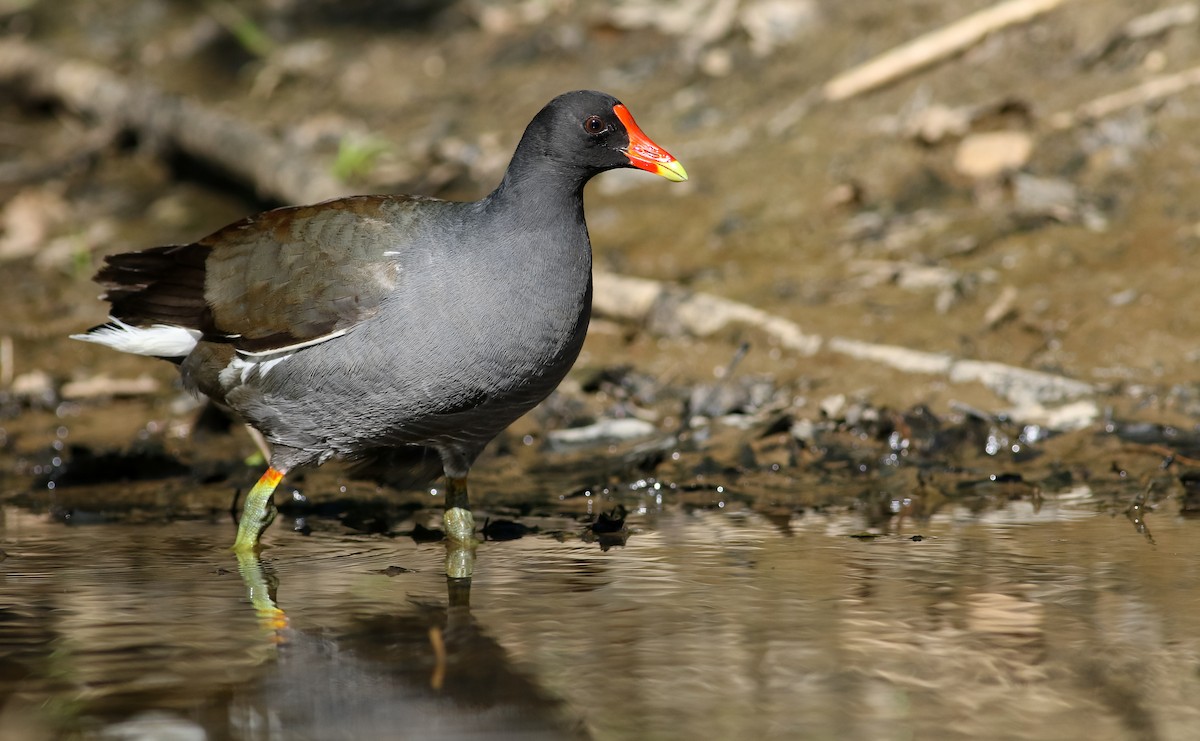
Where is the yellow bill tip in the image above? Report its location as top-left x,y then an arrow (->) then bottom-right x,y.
656,159 -> 688,182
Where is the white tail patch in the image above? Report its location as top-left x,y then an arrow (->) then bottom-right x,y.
71,318 -> 200,358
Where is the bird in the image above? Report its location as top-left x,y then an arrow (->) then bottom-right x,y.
73,90 -> 687,557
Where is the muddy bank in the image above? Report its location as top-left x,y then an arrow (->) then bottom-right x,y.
1,0 -> 1199,580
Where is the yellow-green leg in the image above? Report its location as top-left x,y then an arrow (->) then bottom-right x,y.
443,475 -> 476,544
444,475 -> 478,579
233,466 -> 285,553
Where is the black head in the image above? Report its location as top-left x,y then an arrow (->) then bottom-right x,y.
510,90 -> 687,185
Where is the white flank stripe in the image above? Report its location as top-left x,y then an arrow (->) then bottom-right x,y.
235,328 -> 347,357
70,317 -> 200,357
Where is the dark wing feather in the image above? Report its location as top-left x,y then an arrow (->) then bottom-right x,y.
94,195 -> 437,354
97,243 -> 212,328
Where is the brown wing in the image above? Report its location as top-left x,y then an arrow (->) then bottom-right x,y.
96,194 -> 435,354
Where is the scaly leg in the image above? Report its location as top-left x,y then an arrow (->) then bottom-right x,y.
443,475 -> 476,545
442,474 -> 477,580
233,466 -> 286,553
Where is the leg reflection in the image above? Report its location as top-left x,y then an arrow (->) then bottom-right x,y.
235,550 -> 290,644
444,536 -> 477,580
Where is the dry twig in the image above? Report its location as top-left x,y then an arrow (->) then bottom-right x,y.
593,272 -> 1096,415
1049,64 -> 1200,129
1082,3 -> 1199,66
0,38 -> 351,204
822,0 -> 1070,101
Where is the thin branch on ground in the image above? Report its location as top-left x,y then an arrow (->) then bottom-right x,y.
822,0 -> 1071,102
1049,65 -> 1200,129
0,38 -> 351,205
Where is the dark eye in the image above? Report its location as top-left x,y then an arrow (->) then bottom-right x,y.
583,115 -> 607,135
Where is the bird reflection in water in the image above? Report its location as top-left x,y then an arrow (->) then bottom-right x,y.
229,546 -> 586,740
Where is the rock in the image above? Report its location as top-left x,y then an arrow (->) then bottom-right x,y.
99,711 -> 206,741
60,375 -> 160,400
606,0 -> 734,40
1005,398 -> 1099,431
1108,288 -> 1138,307
38,219 -> 117,271
700,47 -> 733,77
953,131 -> 1033,179
982,285 -> 1019,329
1011,173 -> 1077,221
740,0 -> 820,57
0,187 -> 70,261
1080,113 -> 1150,172
11,370 -> 55,402
545,418 -> 658,452
904,103 -> 971,145
819,393 -> 846,419
849,260 -> 961,291
689,377 -> 776,417
823,181 -> 865,210
948,360 -> 1094,405
790,417 -> 817,442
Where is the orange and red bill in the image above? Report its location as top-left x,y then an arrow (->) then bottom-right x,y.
615,104 -> 688,182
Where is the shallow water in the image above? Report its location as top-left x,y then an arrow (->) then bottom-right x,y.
2,489 -> 1199,741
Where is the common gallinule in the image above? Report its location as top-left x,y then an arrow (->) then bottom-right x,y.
73,90 -> 686,555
